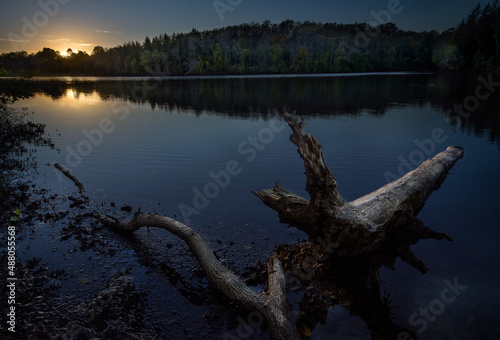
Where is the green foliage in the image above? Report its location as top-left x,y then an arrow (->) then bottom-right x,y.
92,46 -> 105,55
10,207 -> 22,222
433,44 -> 461,70
140,50 -> 154,74
454,1 -> 500,70
0,67 -> 10,76
1,3 -> 499,75
21,65 -> 40,79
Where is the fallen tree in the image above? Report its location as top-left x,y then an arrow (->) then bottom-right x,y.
56,112 -> 464,339
253,113 -> 463,272
100,213 -> 300,340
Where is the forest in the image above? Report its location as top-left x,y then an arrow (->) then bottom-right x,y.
0,2 -> 499,77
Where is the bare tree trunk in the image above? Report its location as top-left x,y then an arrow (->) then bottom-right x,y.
253,113 -> 463,270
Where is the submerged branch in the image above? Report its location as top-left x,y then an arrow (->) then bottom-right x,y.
54,162 -> 89,202
101,213 -> 300,340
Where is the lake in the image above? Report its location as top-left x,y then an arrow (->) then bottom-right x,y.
3,73 -> 500,339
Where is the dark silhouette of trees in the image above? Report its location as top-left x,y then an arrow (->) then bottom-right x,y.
1,2 -> 498,77
454,1 -> 500,70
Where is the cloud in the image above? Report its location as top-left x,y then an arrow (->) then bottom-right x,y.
93,30 -> 122,35
0,38 -> 28,43
76,43 -> 94,46
45,38 -> 71,43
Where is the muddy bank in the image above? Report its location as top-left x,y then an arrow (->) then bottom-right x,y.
0,174 -> 275,339
0,94 -> 266,338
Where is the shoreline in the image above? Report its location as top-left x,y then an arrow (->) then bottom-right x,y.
0,71 -> 435,81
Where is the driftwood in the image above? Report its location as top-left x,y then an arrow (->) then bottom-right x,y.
253,113 -> 463,272
100,213 -> 300,340
54,162 -> 89,203
249,113 -> 464,338
57,112 -> 464,339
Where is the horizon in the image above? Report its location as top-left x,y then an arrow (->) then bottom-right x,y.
0,18 -> 461,57
0,0 -> 483,55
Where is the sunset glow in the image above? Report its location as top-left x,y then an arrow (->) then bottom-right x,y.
0,1 -> 480,55
0,0 -> 498,339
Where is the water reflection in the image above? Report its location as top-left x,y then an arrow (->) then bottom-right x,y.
0,91 -> 52,197
1,74 -> 499,339
278,213 -> 453,339
0,73 -> 499,147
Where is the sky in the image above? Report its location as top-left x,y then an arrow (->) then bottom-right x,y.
0,0 -> 485,55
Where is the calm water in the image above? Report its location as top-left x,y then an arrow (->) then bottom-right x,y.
5,73 -> 500,339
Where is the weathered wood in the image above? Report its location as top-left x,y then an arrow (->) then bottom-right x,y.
265,255 -> 300,340
101,213 -> 300,340
96,112 -> 464,338
54,162 -> 89,201
254,113 -> 464,262
251,183 -> 315,229
350,145 -> 465,227
283,113 -> 347,209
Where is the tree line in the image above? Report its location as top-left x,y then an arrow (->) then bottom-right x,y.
1,2 -> 499,77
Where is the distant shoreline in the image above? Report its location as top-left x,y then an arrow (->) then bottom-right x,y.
0,71 -> 435,81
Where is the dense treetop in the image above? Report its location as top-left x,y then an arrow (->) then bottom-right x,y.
1,2 -> 499,76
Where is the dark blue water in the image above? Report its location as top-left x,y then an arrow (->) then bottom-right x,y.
7,73 -> 500,339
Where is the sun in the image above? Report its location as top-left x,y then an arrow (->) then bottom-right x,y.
60,50 -> 68,57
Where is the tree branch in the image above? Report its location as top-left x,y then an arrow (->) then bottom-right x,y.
251,182 -> 317,232
54,162 -> 88,201
283,113 -> 347,210
265,255 -> 300,340
254,113 -> 464,263
101,213 -> 300,340
350,146 -> 465,227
